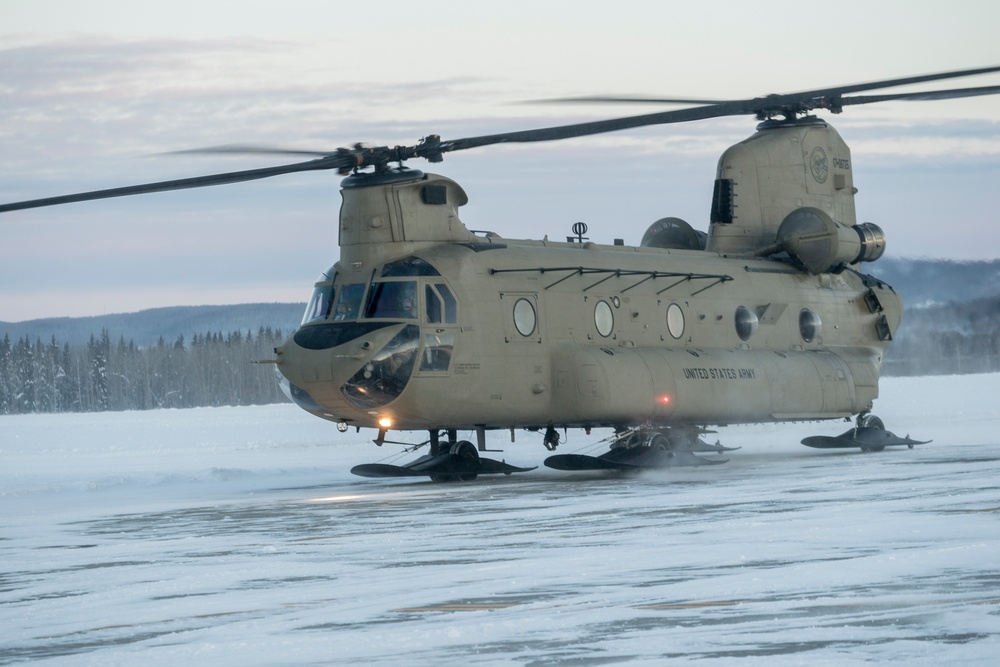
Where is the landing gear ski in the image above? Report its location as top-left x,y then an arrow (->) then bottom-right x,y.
801,414 -> 931,452
351,430 -> 535,481
544,427 -> 738,473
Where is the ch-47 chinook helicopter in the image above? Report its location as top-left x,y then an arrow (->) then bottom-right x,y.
4,66 -> 1000,481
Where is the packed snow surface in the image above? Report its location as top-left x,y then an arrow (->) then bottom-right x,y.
2,374 -> 999,665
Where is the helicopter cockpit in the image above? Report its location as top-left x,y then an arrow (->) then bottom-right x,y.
290,256 -> 460,413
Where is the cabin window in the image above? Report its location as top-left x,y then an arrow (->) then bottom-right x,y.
331,283 -> 365,321
302,283 -> 334,324
364,281 -> 418,319
735,306 -> 758,341
595,301 -> 614,337
513,298 -> 536,336
666,303 -> 685,339
799,309 -> 822,343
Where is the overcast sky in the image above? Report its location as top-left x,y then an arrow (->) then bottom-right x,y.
2,0 -> 999,322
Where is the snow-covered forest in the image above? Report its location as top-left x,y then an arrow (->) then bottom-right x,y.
0,327 -> 287,414
4,302 -> 1000,415
884,295 -> 1000,376
3,258 -> 1000,415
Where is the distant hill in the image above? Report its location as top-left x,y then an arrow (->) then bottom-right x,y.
867,257 -> 1000,308
1,303 -> 305,347
3,257 -> 999,378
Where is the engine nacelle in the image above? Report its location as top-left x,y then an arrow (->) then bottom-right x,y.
777,207 -> 886,274
640,217 -> 707,251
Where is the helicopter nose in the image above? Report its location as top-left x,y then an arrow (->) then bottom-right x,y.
276,322 -> 413,413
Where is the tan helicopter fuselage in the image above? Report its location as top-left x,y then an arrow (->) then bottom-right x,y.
276,119 -> 900,435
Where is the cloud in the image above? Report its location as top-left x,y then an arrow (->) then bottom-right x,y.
2,33 -> 999,321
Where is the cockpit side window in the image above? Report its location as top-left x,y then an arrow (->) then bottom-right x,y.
302,283 -> 334,325
364,281 -> 418,320
332,283 -> 365,321
425,283 -> 458,324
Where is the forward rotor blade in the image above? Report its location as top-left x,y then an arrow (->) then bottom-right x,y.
529,96 -> 727,105
3,65 -> 998,214
0,156 -> 350,213
161,144 -> 340,158
838,84 -> 1000,106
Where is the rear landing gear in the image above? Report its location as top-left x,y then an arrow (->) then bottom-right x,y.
544,426 -> 739,472
801,413 -> 930,452
856,414 -> 887,452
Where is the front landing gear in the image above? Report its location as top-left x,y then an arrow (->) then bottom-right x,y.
801,413 -> 930,452
351,431 -> 535,481
433,440 -> 480,482
544,427 -> 739,472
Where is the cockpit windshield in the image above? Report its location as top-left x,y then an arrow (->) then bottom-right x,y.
331,283 -> 365,321
302,283 -> 334,325
364,281 -> 418,320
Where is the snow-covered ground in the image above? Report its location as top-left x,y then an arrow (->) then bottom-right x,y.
2,374 -> 999,665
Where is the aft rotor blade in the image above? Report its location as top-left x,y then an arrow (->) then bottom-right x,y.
439,66 -> 1000,154
3,65 -> 998,213
796,64 -> 1000,100
0,155 -> 351,213
542,67 -> 1000,107
438,101 -> 745,152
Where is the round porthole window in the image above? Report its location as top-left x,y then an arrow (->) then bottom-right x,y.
799,309 -> 822,343
595,301 -> 614,337
735,306 -> 758,341
513,298 -> 536,336
666,303 -> 685,339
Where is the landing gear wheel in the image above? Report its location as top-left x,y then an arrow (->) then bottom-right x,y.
858,414 -> 884,430
429,440 -> 480,482
857,414 -> 886,452
451,440 -> 480,482
646,433 -> 670,451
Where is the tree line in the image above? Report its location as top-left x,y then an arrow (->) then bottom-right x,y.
0,327 -> 288,415
882,295 -> 1000,377
2,296 -> 999,415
